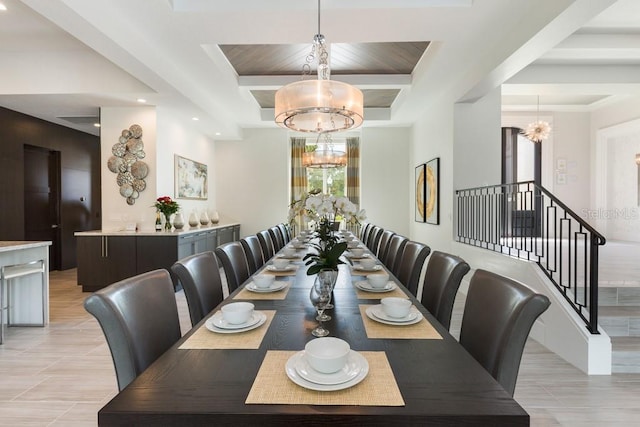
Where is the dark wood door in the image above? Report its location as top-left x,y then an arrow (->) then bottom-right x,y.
24,145 -> 61,270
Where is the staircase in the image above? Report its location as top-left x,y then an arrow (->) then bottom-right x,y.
599,286 -> 640,373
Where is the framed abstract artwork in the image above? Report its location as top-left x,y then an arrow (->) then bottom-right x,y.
425,157 -> 440,225
175,154 -> 208,200
415,163 -> 426,222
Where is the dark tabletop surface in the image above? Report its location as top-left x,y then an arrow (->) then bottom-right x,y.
98,239 -> 528,426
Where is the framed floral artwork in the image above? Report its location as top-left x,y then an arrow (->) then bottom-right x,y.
175,154 -> 208,200
415,163 -> 426,222
425,157 -> 440,225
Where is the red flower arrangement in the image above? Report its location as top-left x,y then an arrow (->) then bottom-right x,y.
153,196 -> 180,216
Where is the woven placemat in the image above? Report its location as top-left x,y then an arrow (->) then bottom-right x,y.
179,310 -> 276,350
233,282 -> 291,300
352,282 -> 408,300
245,350 -> 404,406
359,305 -> 442,340
350,267 -> 387,276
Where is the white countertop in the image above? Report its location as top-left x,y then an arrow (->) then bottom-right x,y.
0,241 -> 52,253
74,222 -> 240,237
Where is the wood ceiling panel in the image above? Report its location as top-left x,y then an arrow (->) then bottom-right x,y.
220,42 -> 429,76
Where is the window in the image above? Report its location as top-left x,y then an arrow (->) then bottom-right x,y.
306,140 -> 346,196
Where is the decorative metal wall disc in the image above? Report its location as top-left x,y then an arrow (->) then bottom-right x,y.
108,123 -> 148,205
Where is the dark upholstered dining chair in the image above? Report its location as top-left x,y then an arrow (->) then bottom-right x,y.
84,269 -> 181,391
257,230 -> 275,261
240,235 -> 265,274
420,251 -> 470,331
366,226 -> 384,254
361,224 -> 375,247
359,223 -> 371,241
171,251 -> 224,327
376,230 -> 395,259
269,226 -> 285,252
215,241 -> 250,294
381,234 -> 408,274
277,223 -> 291,244
394,241 -> 431,297
459,269 -> 550,397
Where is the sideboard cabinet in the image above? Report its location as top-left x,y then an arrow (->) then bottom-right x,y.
76,224 -> 240,292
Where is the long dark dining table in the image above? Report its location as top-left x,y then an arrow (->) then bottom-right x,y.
98,237 -> 529,426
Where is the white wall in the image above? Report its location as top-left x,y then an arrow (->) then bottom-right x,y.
100,106 -> 217,232
360,127 -> 411,237
409,97 -> 455,252
215,128 -> 289,237
100,106 -> 157,231
593,116 -> 640,242
156,106 -> 217,225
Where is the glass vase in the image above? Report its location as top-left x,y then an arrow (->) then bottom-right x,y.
163,213 -> 172,231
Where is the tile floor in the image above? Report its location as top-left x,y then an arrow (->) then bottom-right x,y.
1,241 -> 639,426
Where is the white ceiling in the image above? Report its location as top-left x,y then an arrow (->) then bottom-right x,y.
0,0 -> 638,138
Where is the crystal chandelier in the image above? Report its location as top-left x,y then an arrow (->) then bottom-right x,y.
302,133 -> 347,168
274,0 -> 363,133
522,96 -> 551,142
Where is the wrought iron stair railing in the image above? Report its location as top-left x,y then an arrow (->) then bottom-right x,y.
455,181 -> 606,334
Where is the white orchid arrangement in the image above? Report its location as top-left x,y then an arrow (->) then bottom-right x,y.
288,191 -> 366,229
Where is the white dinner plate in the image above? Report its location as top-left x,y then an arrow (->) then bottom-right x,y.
365,305 -> 423,326
245,281 -> 288,293
278,254 -> 301,260
354,280 -> 397,293
352,264 -> 382,272
267,265 -> 296,272
345,253 -> 369,260
294,351 -> 362,385
285,350 -> 369,391
205,311 -> 267,334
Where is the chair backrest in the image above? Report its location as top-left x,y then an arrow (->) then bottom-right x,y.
362,224 -> 376,247
268,226 -> 285,252
171,251 -> 224,327
240,235 -> 265,274
84,269 -> 181,391
376,230 -> 395,259
460,269 -> 550,397
277,223 -> 290,244
366,226 -> 384,253
257,229 -> 275,260
359,223 -> 371,241
381,234 -> 408,274
215,241 -> 250,294
420,251 -> 470,331
395,241 -> 431,296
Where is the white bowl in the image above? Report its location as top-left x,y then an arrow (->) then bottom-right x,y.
347,241 -> 359,249
344,236 -> 355,242
304,337 -> 351,374
221,302 -> 255,324
272,258 -> 290,269
380,297 -> 412,318
359,258 -> 377,269
349,247 -> 364,257
253,274 -> 275,289
282,247 -> 296,257
367,273 -> 390,289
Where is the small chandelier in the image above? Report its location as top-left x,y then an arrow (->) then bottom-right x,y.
522,96 -> 551,142
274,0 -> 363,133
302,133 -> 347,168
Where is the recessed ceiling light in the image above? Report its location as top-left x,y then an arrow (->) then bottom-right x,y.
137,98 -> 147,103
93,123 -> 101,128
0,3 -> 7,11
215,132 -> 221,136
192,117 -> 199,121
